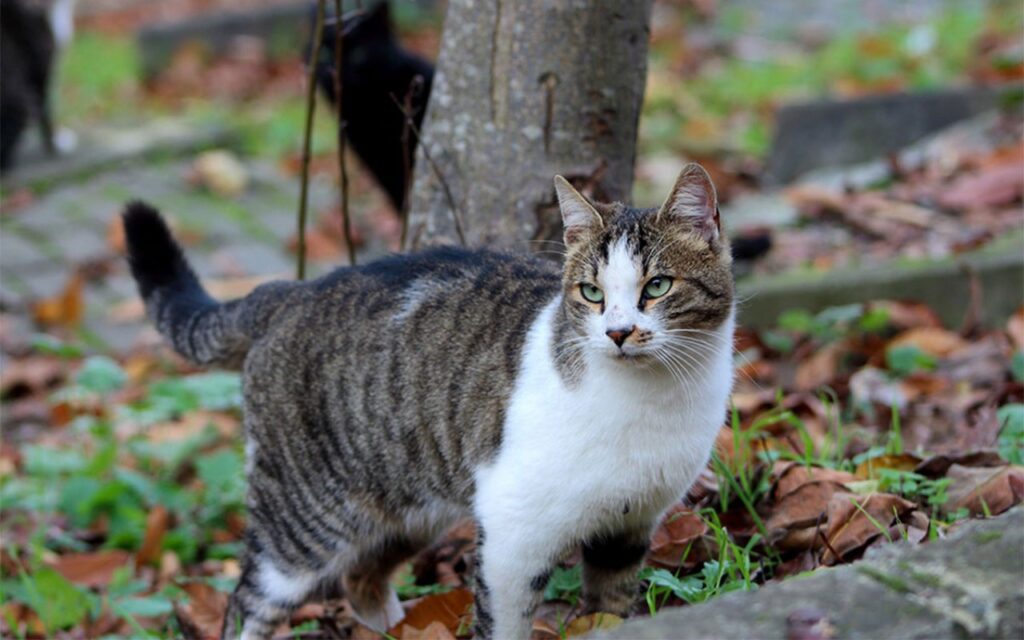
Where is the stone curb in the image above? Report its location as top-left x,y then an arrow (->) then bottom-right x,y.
0,120 -> 238,190
599,507 -> 1023,640
736,243 -> 1024,330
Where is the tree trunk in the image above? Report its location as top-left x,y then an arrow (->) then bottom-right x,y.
406,0 -> 653,251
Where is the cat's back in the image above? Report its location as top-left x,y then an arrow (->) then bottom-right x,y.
243,247 -> 561,497
270,246 -> 561,358
308,245 -> 558,319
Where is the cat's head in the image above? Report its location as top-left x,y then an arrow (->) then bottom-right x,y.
554,164 -> 734,365
316,1 -> 393,90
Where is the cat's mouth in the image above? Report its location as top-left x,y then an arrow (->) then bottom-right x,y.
612,349 -> 652,363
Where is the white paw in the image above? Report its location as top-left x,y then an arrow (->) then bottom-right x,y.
352,589 -> 405,633
54,128 -> 77,154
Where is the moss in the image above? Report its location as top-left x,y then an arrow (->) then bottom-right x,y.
974,531 -> 1003,544
908,570 -> 942,589
856,566 -> 913,594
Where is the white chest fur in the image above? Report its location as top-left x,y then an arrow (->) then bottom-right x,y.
475,298 -> 734,548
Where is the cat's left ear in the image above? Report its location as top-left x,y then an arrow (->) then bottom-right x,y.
554,175 -> 603,247
657,163 -> 720,243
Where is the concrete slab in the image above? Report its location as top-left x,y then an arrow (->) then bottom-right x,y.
764,86 -> 1014,186
602,507 -> 1024,640
737,241 -> 1024,329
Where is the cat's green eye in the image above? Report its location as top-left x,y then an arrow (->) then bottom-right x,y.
580,283 -> 604,303
643,276 -> 673,299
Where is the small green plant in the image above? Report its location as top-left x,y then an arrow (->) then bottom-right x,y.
885,345 -> 937,377
997,404 -> 1024,464
1011,352 -> 1024,383
542,565 -> 582,605
391,564 -> 451,599
878,469 -> 951,517
885,404 -> 904,455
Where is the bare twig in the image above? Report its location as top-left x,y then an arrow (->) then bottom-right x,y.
296,0 -> 326,280
814,511 -> 844,565
388,92 -> 466,247
398,75 -> 425,248
332,0 -> 356,266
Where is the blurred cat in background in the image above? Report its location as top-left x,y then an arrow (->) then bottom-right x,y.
1,0 -> 76,171
312,1 -> 433,212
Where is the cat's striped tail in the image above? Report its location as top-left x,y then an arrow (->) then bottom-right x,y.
122,201 -> 252,367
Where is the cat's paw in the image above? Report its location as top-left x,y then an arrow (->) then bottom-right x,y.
54,128 -> 77,154
352,588 -> 404,632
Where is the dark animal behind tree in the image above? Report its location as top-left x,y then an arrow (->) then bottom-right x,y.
314,1 -> 434,212
0,0 -> 57,171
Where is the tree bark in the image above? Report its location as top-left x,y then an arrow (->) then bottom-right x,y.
406,0 -> 654,251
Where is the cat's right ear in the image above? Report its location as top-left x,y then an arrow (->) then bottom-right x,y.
363,1 -> 391,32
554,176 -> 603,247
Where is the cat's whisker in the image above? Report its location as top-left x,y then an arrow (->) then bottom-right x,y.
654,351 -> 697,407
659,343 -> 707,376
665,336 -> 764,392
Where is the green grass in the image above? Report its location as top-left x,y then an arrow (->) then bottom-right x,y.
57,32 -> 140,125
641,4 -> 1023,156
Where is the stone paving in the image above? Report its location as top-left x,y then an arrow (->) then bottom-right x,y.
0,129 -> 378,354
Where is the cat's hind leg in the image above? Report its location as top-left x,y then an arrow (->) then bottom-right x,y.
221,490 -> 351,638
580,528 -> 650,616
342,536 -> 421,632
222,548 -> 324,640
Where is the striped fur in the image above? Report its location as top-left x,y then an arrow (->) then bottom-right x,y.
123,164 -> 735,639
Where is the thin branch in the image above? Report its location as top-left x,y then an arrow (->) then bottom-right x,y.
332,0 -> 356,266
296,0 -> 326,280
398,75 -> 425,248
388,92 -> 467,248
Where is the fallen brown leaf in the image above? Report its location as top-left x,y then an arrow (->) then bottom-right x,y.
134,410 -> 240,445
795,341 -> 845,391
389,588 -> 473,639
773,462 -> 857,501
943,464 -> 1024,517
137,506 -> 171,566
821,493 -> 916,564
51,550 -> 132,588
868,301 -> 943,330
30,272 -> 84,328
1008,307 -> 1024,351
937,163 -> 1024,210
402,620 -> 457,640
854,453 -> 922,480
0,356 -> 66,400
887,327 -> 968,358
914,451 -> 1006,477
767,481 -> 850,534
107,214 -> 127,254
176,581 -> 228,640
565,613 -> 623,637
899,372 -> 950,401
648,504 -> 708,568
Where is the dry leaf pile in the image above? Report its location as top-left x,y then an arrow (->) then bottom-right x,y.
756,112 -> 1023,276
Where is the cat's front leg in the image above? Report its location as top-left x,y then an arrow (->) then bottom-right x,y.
472,521 -> 558,640
581,527 -> 651,617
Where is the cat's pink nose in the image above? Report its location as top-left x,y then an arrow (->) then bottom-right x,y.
606,326 -> 635,347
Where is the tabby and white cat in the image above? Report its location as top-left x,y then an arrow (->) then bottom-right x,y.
123,164 -> 735,639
